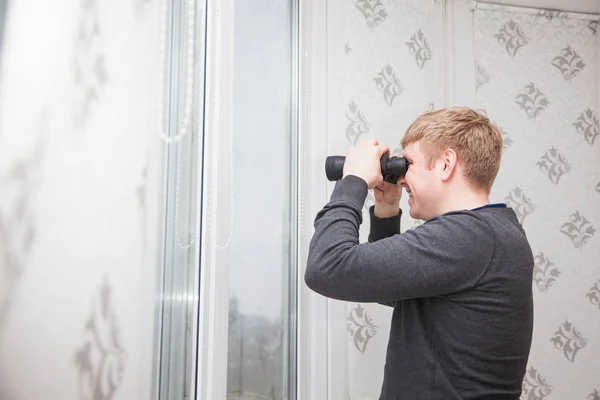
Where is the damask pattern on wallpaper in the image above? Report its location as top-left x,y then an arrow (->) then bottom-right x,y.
0,114 -> 45,332
74,278 -> 125,400
73,0 -> 108,128
347,304 -> 379,354
475,5 -> 600,399
343,0 -> 435,145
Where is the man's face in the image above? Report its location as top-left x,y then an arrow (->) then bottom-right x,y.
399,141 -> 441,220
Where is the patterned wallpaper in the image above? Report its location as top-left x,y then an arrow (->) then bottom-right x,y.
326,0 -> 436,398
329,1 -> 600,399
475,4 -> 600,399
0,0 -> 163,399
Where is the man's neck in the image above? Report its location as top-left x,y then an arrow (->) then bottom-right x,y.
437,186 -> 491,216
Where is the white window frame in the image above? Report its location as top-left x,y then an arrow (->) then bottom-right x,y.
195,0 -> 233,399
297,0 -> 349,398
196,0 -> 348,398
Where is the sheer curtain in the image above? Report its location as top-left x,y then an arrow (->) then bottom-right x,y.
0,0 -> 165,399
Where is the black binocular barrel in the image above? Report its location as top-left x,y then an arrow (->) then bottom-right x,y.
325,154 -> 409,183
325,156 -> 346,181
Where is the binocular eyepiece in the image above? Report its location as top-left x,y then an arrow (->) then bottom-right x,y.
325,153 -> 409,184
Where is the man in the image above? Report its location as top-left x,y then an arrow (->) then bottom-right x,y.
305,107 -> 534,399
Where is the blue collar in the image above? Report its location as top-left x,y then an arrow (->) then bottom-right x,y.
472,203 -> 507,211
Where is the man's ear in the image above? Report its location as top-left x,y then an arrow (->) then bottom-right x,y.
440,148 -> 457,182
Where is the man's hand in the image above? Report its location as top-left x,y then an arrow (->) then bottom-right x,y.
343,140 -> 389,189
372,151 -> 403,217
373,180 -> 402,218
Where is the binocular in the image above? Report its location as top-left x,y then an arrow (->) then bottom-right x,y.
325,153 -> 409,184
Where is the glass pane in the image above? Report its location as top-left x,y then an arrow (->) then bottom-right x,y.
156,0 -> 205,399
226,1 -> 296,399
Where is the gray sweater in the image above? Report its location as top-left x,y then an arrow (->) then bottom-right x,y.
305,175 -> 534,400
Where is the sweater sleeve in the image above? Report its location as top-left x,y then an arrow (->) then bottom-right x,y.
368,206 -> 401,242
367,206 -> 401,307
304,175 -> 495,303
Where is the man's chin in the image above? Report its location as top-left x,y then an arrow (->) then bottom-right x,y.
409,208 -> 418,220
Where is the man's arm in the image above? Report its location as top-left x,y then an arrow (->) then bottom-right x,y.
367,205 -> 401,307
368,205 -> 401,242
304,175 -> 494,303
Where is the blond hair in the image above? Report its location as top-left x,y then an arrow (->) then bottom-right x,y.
401,106 -> 503,193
